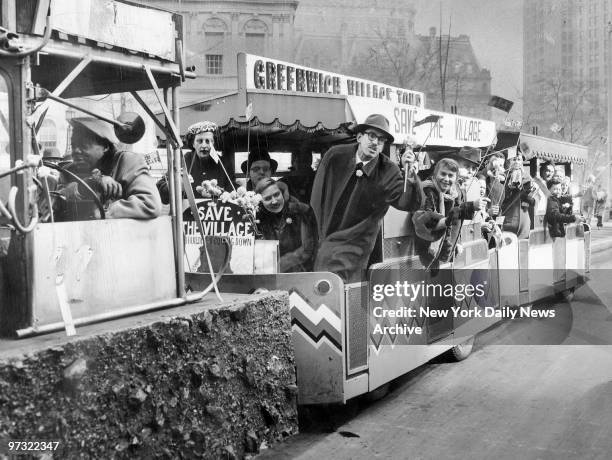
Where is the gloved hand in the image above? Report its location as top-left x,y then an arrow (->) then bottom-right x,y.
91,169 -> 122,201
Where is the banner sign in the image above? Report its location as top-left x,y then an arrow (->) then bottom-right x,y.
488,95 -> 514,113
51,0 -> 176,61
347,96 -> 497,147
244,53 -> 425,108
183,200 -> 254,274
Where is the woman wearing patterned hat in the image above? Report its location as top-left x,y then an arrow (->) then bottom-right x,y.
157,121 -> 235,204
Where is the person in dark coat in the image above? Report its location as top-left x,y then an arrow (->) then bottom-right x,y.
241,149 -> 278,191
255,178 -> 317,272
310,113 -> 419,283
280,150 -> 316,204
594,184 -> 607,229
412,158 -> 488,268
580,174 -> 597,225
49,117 -> 162,221
532,161 -> 556,218
500,162 -> 535,239
558,175 -> 574,216
157,121 -> 234,203
545,179 -> 582,238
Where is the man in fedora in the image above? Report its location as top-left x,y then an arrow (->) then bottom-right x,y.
53,117 -> 162,220
452,146 -> 482,201
310,113 -> 419,282
241,148 -> 278,191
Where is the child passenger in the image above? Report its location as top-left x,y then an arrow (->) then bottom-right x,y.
545,179 -> 582,238
413,158 -> 488,268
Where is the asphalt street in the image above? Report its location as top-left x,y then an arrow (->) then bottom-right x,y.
258,246 -> 612,460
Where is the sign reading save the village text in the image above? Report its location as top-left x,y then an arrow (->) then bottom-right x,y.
183,200 -> 255,274
346,96 -> 497,147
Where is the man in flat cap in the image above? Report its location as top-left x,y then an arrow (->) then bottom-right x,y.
54,117 -> 161,220
310,113 -> 419,282
157,121 -> 234,203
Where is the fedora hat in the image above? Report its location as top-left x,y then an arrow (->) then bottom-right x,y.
240,149 -> 278,174
355,114 -> 394,144
69,117 -> 120,145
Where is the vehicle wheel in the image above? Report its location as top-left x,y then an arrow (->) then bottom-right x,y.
562,288 -> 575,302
555,288 -> 575,302
448,336 -> 475,361
365,383 -> 390,402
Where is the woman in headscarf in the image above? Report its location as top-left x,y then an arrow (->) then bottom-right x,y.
255,178 -> 317,272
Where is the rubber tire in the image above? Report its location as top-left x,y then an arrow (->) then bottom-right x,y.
561,288 -> 575,302
365,383 -> 390,402
448,336 -> 475,362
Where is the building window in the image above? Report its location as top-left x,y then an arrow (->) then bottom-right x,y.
243,18 -> 268,56
245,33 -> 265,56
206,54 -> 223,74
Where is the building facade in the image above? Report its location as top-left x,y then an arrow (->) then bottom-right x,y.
416,29 -> 492,120
523,0 -> 609,145
293,0 -> 492,119
142,0 -> 300,104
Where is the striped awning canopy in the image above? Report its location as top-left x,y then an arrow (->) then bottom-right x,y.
496,131 -> 588,165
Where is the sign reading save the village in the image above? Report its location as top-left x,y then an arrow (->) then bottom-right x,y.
184,201 -> 254,237
244,53 -> 425,108
347,96 -> 497,147
183,200 -> 255,274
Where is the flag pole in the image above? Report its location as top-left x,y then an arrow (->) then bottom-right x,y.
405,115 -> 442,192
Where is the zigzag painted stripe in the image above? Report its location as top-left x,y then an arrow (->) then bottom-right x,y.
291,308 -> 342,347
289,291 -> 341,332
292,323 -> 342,353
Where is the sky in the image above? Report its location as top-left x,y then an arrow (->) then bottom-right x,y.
412,0 -> 524,121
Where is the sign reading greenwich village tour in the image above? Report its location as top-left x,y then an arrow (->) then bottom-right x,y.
244,53 -> 426,109
183,200 -> 255,274
241,53 -> 496,147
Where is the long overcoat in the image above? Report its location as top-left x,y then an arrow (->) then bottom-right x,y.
545,195 -> 576,238
310,143 -> 417,282
258,196 -> 318,273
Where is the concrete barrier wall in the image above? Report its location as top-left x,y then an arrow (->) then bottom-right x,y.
0,292 -> 297,459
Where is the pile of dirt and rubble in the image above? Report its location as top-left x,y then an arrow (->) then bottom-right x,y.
0,292 -> 298,458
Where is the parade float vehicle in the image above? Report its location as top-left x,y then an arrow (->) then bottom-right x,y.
0,0 -> 217,337
0,2 -> 591,408
180,53 -> 592,404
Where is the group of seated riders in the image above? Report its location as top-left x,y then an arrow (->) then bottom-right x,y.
41,116 -> 591,278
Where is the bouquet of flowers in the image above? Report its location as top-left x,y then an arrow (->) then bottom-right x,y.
197,181 -> 262,233
219,186 -> 262,221
196,179 -> 224,198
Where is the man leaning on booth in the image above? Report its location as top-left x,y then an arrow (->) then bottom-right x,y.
310,113 -> 419,283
